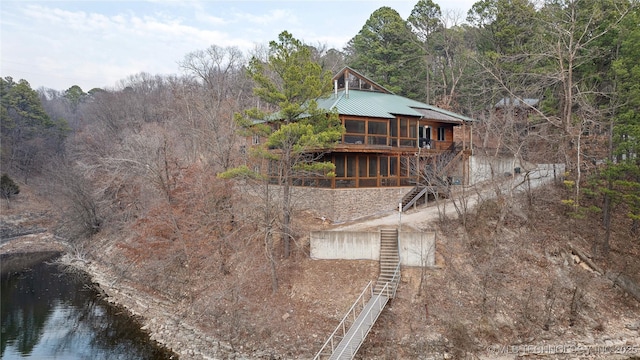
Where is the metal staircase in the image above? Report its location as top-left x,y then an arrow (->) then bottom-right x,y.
314,228 -> 401,360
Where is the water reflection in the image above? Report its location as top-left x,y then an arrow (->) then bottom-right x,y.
1,257 -> 175,359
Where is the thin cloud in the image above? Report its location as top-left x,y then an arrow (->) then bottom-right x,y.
239,8 -> 297,26
2,0 -> 477,91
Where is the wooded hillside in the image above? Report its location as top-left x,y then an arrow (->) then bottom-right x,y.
1,0 -> 639,358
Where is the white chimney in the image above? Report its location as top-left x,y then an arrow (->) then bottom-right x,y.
345,79 -> 349,98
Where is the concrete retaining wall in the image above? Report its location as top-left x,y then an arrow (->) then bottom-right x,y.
310,231 -> 379,260
470,156 -> 565,185
310,230 -> 436,267
399,232 -> 436,267
469,155 -> 524,184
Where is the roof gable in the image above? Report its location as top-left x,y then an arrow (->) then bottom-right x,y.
332,66 -> 392,94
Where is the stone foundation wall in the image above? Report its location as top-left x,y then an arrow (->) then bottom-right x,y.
289,186 -> 412,223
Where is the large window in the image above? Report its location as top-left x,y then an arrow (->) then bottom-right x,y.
343,118 -> 388,145
329,154 -> 415,187
395,118 -> 418,147
368,120 -> 388,145
345,119 -> 365,133
368,121 -> 387,135
344,119 -> 365,144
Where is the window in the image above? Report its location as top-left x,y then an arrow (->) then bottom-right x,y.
347,156 -> 356,177
409,121 -> 417,138
379,156 -> 388,177
358,157 -> 367,177
369,157 -> 377,177
367,121 -> 388,145
390,157 -> 398,176
345,119 -> 365,133
396,118 -> 418,147
437,127 -> 446,141
252,135 -> 260,145
344,119 -> 390,146
344,119 -> 366,144
335,156 -> 345,177
400,119 -> 408,137
368,121 -> 387,135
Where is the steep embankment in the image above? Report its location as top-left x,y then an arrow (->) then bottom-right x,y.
330,178 -> 640,359
2,181 -> 639,359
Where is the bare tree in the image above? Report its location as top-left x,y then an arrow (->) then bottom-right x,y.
474,0 -> 633,211
46,156 -> 102,243
179,45 -> 251,172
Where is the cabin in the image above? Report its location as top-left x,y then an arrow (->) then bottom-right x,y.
251,67 -> 474,192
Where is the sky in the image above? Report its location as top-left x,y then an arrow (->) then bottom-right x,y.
1,0 -> 477,92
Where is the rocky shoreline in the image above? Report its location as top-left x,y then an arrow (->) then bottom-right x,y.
60,253 -> 246,360
1,236 -> 218,360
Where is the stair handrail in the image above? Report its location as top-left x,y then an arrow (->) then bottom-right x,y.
437,149 -> 464,179
395,228 -> 401,297
402,186 -> 430,212
385,261 -> 401,298
401,185 -> 420,204
333,283 -> 391,360
314,281 -> 374,360
379,229 -> 401,298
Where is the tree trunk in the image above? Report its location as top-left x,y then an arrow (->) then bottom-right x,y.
264,183 -> 278,292
282,150 -> 292,258
602,182 -> 612,259
282,181 -> 291,258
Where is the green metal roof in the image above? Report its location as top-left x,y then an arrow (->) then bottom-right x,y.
315,89 -> 474,123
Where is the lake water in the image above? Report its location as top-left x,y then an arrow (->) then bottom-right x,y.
1,254 -> 176,359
